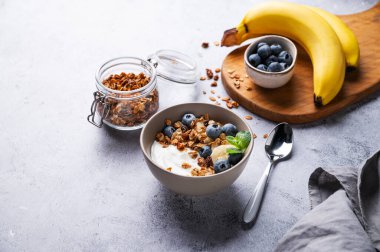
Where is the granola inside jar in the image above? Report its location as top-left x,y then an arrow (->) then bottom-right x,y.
89,57 -> 159,130
88,50 -> 198,130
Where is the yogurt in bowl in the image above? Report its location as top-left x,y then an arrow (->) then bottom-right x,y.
150,142 -> 201,176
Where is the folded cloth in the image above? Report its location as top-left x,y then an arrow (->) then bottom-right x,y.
275,150 -> 380,252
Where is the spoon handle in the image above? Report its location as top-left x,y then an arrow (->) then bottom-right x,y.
243,161 -> 273,225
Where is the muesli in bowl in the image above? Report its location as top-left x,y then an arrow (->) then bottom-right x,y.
140,103 -> 254,195
152,113 -> 252,176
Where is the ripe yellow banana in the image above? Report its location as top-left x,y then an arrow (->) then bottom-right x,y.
221,1 -> 346,106
306,6 -> 360,69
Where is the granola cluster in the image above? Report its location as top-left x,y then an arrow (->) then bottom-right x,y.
155,114 -> 229,176
99,72 -> 159,127
102,72 -> 150,91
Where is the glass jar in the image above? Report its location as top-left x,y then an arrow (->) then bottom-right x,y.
88,50 -> 198,130
88,57 -> 159,130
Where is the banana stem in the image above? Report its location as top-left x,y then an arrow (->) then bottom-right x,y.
221,28 -> 239,47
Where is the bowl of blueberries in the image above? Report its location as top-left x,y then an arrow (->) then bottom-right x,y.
244,35 -> 297,88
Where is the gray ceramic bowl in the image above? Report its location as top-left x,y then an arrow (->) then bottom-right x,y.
244,35 -> 297,88
140,103 -> 254,196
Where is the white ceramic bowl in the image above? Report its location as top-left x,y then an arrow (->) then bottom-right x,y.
244,35 -> 297,89
140,103 -> 254,196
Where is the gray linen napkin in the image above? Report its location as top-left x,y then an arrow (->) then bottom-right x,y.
275,150 -> 380,252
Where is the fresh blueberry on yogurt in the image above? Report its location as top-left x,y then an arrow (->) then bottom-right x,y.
163,126 -> 176,138
181,113 -> 196,127
214,159 -> 231,173
206,124 -> 222,139
222,123 -> 238,137
228,153 -> 243,165
199,145 -> 212,158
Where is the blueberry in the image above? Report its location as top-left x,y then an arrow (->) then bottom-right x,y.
248,54 -> 261,67
181,113 -> 196,127
214,159 -> 231,173
256,64 -> 267,71
222,123 -> 238,136
265,55 -> 278,66
267,62 -> 283,72
256,42 -> 268,51
206,124 -> 222,139
280,62 -> 288,69
270,43 -> 283,55
228,153 -> 243,165
199,146 -> 212,158
163,126 -> 176,138
278,51 -> 293,66
257,45 -> 271,59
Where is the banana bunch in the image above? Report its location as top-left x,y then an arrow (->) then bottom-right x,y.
221,1 -> 360,106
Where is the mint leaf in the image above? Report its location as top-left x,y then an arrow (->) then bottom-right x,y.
235,131 -> 251,150
226,136 -> 239,147
227,147 -> 244,154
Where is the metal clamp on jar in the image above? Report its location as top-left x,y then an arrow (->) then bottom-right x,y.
87,50 -> 198,131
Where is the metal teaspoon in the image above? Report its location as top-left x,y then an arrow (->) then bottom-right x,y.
242,122 -> 294,227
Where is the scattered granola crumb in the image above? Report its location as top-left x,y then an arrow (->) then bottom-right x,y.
210,90 -> 216,94
215,68 -> 221,73
213,41 -> 220,46
181,162 -> 192,169
209,96 -> 216,102
211,81 -> 217,87
253,133 -> 257,139
221,97 -> 230,102
200,76 -> 206,81
201,42 -> 209,48
214,101 -> 221,106
166,167 -> 172,172
217,95 -> 221,98
244,115 -> 253,120
226,102 -> 233,109
213,75 -> 219,81
206,69 -> 213,79
227,69 -> 235,74
263,134 -> 268,139
246,86 -> 253,91
231,101 -> 239,108
202,91 -> 206,95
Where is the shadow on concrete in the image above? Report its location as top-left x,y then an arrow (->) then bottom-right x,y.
147,184 -> 247,250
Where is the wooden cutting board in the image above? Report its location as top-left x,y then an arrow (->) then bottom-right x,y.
221,2 -> 380,124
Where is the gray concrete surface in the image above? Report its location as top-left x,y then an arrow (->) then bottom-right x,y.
0,0 -> 379,251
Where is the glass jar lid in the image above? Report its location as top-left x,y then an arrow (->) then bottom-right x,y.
148,49 -> 198,84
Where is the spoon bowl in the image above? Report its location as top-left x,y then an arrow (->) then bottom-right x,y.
265,123 -> 293,161
243,122 -> 294,227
